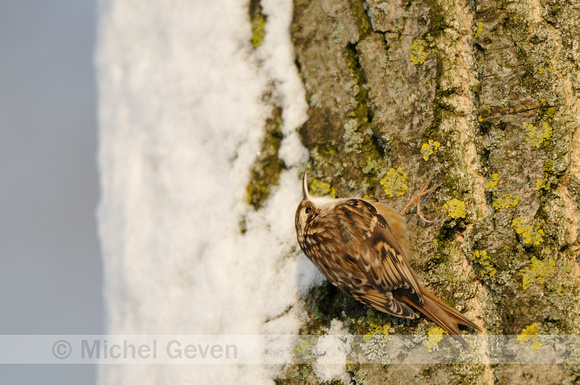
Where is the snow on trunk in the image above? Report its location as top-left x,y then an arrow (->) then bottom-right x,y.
95,0 -> 322,383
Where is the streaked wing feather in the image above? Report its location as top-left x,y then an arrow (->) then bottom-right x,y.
335,199 -> 423,303
352,289 -> 415,319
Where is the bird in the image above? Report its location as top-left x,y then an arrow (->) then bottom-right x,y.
295,171 -> 481,348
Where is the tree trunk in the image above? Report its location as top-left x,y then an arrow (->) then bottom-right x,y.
285,0 -> 580,383
97,0 -> 580,383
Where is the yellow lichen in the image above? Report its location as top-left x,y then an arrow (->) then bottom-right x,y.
492,194 -> 519,209
512,217 -> 544,245
474,22 -> 483,38
380,168 -> 408,197
310,179 -> 337,198
538,66 -> 552,74
520,256 -> 557,293
444,199 -> 466,219
423,327 -> 446,352
420,140 -> 440,161
517,323 -> 544,351
485,173 -> 499,189
535,177 -> 550,191
410,39 -> 429,65
295,338 -> 317,364
363,321 -> 391,342
470,250 -> 497,277
251,12 -> 266,48
525,122 -> 552,147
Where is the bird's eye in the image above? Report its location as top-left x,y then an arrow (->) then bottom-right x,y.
305,207 -> 312,214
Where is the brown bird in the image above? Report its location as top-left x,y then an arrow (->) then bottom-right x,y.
295,172 -> 481,348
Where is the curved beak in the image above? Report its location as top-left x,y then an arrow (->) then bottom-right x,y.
302,171 -> 310,200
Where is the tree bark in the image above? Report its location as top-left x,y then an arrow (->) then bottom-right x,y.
284,0 -> 580,383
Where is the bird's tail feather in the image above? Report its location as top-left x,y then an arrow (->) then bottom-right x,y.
405,284 -> 481,349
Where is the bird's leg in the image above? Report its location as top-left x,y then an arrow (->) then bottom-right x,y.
401,172 -> 439,223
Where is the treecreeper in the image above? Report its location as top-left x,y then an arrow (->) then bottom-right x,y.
295,172 -> 481,348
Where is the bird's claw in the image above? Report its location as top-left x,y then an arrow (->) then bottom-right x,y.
401,171 -> 440,223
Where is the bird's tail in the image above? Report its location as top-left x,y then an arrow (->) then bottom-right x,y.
405,284 -> 481,349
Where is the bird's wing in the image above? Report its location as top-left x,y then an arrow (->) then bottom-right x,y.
333,199 -> 423,305
351,287 -> 416,319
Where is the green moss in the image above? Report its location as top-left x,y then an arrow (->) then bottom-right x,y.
246,107 -> 284,209
380,167 -> 408,197
343,44 -> 369,124
302,280 -> 366,332
347,0 -> 372,39
424,0 -> 447,36
443,199 -> 466,219
492,194 -> 519,210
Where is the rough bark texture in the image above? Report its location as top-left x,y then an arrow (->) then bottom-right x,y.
267,0 -> 580,383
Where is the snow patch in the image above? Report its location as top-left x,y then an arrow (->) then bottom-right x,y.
313,319 -> 352,383
96,0 -> 315,383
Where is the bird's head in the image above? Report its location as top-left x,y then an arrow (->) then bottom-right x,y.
295,172 -> 316,238
295,172 -> 336,240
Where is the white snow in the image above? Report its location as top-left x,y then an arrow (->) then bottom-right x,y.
96,0 -> 343,384
313,320 -> 353,383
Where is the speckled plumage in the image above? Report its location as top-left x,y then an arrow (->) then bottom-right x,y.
295,172 -> 480,348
